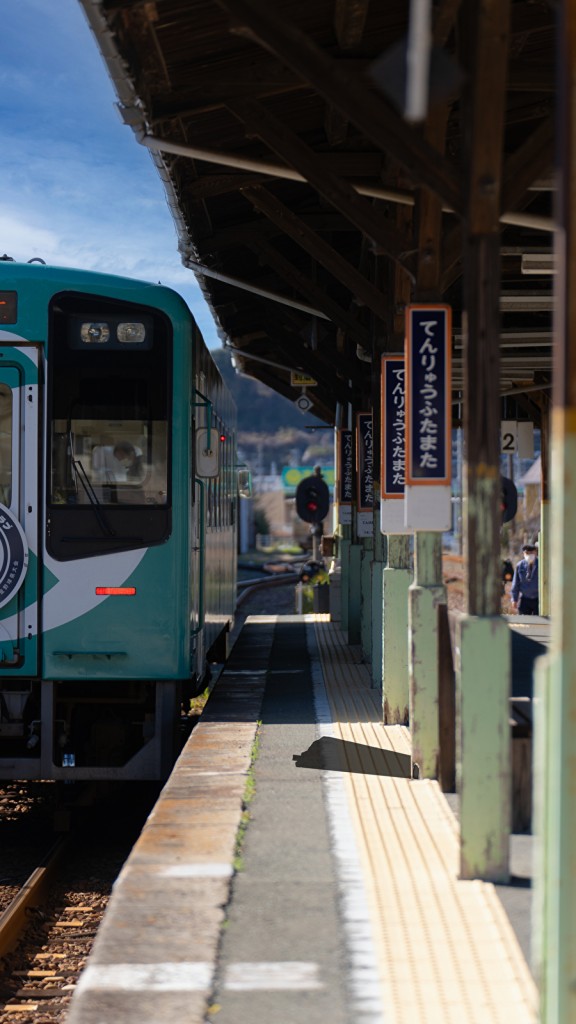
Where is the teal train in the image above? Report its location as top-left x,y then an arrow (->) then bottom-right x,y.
0,260 -> 238,780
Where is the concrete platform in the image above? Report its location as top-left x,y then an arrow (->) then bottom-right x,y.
67,614 -> 538,1024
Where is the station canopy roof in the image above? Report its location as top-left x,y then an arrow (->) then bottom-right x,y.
81,0 -> 555,426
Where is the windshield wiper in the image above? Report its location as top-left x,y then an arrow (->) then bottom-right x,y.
74,459 -> 116,537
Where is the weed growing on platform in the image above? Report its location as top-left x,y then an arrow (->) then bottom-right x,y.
188,686 -> 210,716
233,722 -> 261,872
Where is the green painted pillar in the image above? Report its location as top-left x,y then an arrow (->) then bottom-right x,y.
371,518 -> 385,691
455,613 -> 511,882
532,651 -> 551,994
540,497 -> 550,617
339,530 -> 351,631
360,537 -> 373,664
348,541 -> 362,645
383,534 -> 412,723
537,414 -> 576,1021
536,11 -> 576,1015
408,532 -> 445,778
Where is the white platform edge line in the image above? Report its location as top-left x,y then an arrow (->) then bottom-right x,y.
75,962 -> 213,994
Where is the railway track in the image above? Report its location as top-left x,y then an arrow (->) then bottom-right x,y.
0,836 -> 108,1022
0,783 -> 158,1023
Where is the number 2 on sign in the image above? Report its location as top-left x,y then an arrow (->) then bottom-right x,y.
500,421 -> 518,453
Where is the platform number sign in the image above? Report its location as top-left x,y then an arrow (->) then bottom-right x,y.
501,421 -> 517,453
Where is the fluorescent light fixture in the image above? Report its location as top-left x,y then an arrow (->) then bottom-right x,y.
521,254 -> 556,275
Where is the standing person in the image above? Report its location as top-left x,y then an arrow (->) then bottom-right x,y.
510,543 -> 539,615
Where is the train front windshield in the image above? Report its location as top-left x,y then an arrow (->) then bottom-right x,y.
47,292 -> 172,560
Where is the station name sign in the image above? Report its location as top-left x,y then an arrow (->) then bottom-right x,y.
356,413 -> 373,536
336,428 -> 354,525
405,305 -> 451,485
356,413 -> 373,511
381,356 -> 405,498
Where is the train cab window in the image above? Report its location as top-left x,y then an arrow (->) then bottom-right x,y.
47,293 -> 172,560
0,383 -> 12,507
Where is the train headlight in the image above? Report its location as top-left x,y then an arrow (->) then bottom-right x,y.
80,322 -> 110,344
117,322 -> 146,343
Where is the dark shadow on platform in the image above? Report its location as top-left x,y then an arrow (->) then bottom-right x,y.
293,736 -> 411,777
499,875 -> 531,889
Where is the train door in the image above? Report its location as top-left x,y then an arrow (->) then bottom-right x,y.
0,345 -> 39,677
190,478 -> 204,675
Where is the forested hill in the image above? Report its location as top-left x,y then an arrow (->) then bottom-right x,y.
211,347 -> 326,433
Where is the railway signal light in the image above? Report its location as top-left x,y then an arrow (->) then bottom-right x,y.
500,475 -> 518,524
296,474 -> 329,524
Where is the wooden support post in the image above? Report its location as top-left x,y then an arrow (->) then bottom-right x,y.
456,613 -> 511,880
457,0 -> 512,882
339,531 -> 351,631
438,603 -> 456,793
383,535 -> 412,723
462,236 -> 503,620
348,541 -> 362,645
407,103 -> 447,778
360,537 -> 373,664
380,193 -> 413,720
536,4 -> 576,1017
370,499 -> 385,690
409,532 -> 444,777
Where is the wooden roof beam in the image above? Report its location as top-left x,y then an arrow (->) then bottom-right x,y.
432,0 -> 462,46
234,344 -> 336,421
327,0 -> 371,144
195,209 -> 357,252
212,0 -> 463,214
265,318 -> 360,407
501,114 -> 554,213
228,98 -> 414,273
334,0 -> 370,50
248,238 -> 372,354
241,184 -> 391,322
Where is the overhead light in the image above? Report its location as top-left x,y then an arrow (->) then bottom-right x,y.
500,293 -> 553,311
521,254 -> 556,275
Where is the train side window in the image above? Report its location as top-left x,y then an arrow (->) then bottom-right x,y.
0,383 -> 12,507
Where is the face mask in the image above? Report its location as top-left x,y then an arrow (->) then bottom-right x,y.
525,553 -> 536,563
120,458 -> 132,469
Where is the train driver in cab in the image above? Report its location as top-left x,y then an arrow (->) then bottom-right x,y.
113,442 -> 144,481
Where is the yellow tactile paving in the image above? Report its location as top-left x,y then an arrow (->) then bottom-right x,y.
314,617 -> 538,1024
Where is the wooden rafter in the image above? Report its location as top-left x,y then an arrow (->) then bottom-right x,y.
211,0 -> 463,213
241,185 -> 391,322
500,114 -> 554,213
228,98 -> 413,272
248,238 -> 372,352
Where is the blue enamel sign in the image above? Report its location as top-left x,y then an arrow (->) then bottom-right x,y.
381,356 -> 405,498
337,429 -> 354,505
356,413 -> 374,512
406,305 -> 451,485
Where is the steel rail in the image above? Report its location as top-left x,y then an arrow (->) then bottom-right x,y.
0,836 -> 70,958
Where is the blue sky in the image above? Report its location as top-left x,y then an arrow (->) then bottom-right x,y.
1,0 -> 221,348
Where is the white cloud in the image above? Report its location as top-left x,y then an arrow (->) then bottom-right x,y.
0,211 -> 60,260
1,1 -> 223,349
